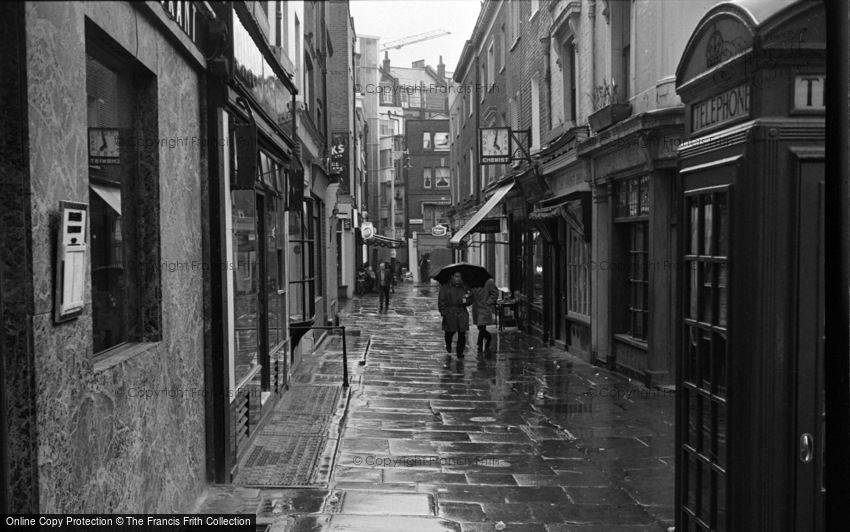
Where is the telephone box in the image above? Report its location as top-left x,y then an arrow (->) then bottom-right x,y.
674,1 -> 824,530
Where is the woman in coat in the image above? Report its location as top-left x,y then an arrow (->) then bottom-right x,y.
438,272 -> 473,358
472,277 -> 500,355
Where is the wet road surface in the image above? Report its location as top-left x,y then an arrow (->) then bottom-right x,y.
199,282 -> 675,531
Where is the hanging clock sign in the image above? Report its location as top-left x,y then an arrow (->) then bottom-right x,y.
88,128 -> 121,165
479,127 -> 511,165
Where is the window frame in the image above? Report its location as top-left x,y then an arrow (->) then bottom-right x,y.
86,31 -> 161,360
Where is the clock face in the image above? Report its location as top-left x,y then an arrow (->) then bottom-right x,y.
89,128 -> 121,162
481,128 -> 509,158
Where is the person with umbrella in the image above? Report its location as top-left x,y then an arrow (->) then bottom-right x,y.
472,276 -> 500,356
438,271 -> 473,358
434,263 -> 492,358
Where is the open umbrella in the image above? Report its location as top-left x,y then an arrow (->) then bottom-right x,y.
431,263 -> 493,288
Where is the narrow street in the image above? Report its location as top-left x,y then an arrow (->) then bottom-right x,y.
199,281 -> 674,531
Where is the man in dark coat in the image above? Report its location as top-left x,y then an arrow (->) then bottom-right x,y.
438,272 -> 473,358
377,262 -> 392,311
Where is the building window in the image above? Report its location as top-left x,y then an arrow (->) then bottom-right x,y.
87,42 -> 159,355
435,167 -> 450,188
531,76 -> 540,149
567,226 -> 589,316
304,54 -> 313,112
611,0 -> 633,101
487,42 -> 495,89
423,132 -> 432,150
380,83 -> 394,105
289,200 -> 316,322
468,149 -> 474,195
681,187 -> 729,530
499,28 -> 506,70
423,167 -> 432,188
434,132 -> 450,151
509,0 -> 520,46
616,175 -> 650,217
408,85 -> 422,108
480,59 -> 486,103
614,176 -> 650,340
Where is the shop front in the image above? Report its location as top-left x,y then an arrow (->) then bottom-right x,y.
205,2 -> 298,481
534,128 -> 591,354
579,111 -> 682,386
674,1 -> 825,529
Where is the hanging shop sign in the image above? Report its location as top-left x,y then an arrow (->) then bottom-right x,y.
361,221 -> 375,240
691,83 -> 750,134
330,132 -> 350,193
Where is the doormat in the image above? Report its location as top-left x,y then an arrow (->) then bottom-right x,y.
234,385 -> 342,487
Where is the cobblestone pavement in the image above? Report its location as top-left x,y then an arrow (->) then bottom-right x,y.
197,282 -> 675,531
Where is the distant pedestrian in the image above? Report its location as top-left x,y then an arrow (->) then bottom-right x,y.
419,254 -> 430,283
438,272 -> 473,358
365,264 -> 376,293
472,277 -> 500,356
377,262 -> 392,311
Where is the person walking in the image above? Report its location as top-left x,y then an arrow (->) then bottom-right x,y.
377,262 -> 392,311
419,254 -> 430,283
472,277 -> 500,356
438,272 -> 473,358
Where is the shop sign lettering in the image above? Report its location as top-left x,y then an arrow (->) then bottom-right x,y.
692,84 -> 750,133
159,1 -> 197,43
793,75 -> 825,111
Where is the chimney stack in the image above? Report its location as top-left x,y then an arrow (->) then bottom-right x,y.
437,55 -> 445,78
382,51 -> 390,72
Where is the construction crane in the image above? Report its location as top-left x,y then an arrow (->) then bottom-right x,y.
379,29 -> 451,52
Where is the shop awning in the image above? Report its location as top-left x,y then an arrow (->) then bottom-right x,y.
537,189 -> 592,243
90,182 -> 122,215
365,234 -> 405,248
449,181 -> 515,247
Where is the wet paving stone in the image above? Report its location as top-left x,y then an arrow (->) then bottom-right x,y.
438,502 -> 487,522
213,284 -> 675,530
339,491 -> 435,516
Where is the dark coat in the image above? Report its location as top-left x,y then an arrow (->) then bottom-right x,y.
438,282 -> 472,332
471,278 -> 500,326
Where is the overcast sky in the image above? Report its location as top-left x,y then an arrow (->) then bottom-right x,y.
350,0 -> 483,75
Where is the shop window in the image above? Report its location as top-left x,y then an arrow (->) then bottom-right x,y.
423,167 -> 432,189
86,39 -> 159,355
681,187 -> 729,531
231,190 -> 260,384
567,226 -> 589,317
435,167 -> 450,188
614,176 -> 650,341
531,231 -> 544,308
423,132 -> 432,150
289,200 -> 316,322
